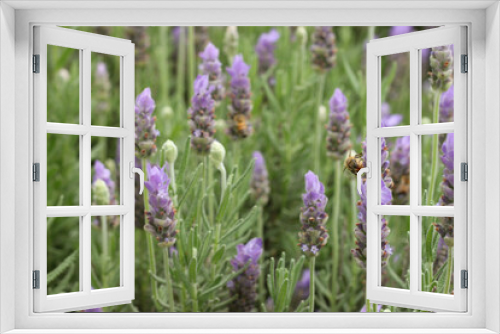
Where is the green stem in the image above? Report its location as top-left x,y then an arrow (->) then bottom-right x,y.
331,159 -> 342,311
176,28 -> 186,109
101,215 -> 108,289
143,158 -> 161,311
163,248 -> 175,312
427,92 -> 441,205
257,205 -> 264,302
309,257 -> 316,312
349,179 -> 359,309
366,299 -> 371,313
313,74 -> 326,175
219,164 -> 227,202
444,247 -> 454,294
208,162 -> 215,224
187,27 -> 195,99
169,162 -> 178,207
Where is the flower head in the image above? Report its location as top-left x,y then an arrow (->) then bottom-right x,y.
389,26 -> 414,36
352,139 -> 393,268
381,103 -> 403,127
255,29 -> 280,85
390,136 -> 410,205
298,171 -> 329,257
187,75 -> 216,154
250,151 -> 270,205
326,88 -> 352,160
93,160 -> 115,203
439,85 -> 454,123
199,43 -> 225,103
135,88 -> 159,158
226,55 -> 253,139
429,45 -> 454,93
310,26 -> 337,72
144,163 -> 177,247
228,238 -> 263,312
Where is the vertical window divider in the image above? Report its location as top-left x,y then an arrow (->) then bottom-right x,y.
409,47 -> 420,295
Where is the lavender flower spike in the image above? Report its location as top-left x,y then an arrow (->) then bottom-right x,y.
311,26 -> 337,73
187,75 -> 216,154
298,171 -> 329,257
439,85 -> 454,123
434,133 -> 454,240
144,163 -> 178,248
93,160 -> 115,204
326,88 -> 352,160
390,136 -> 410,205
429,45 -> 453,93
199,42 -> 225,103
135,88 -> 159,158
228,238 -> 263,312
226,55 -> 253,139
389,26 -> 414,36
250,151 -> 270,205
351,139 -> 393,269
255,29 -> 280,85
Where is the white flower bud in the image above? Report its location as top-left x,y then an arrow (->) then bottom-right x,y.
58,68 -> 70,82
161,106 -> 174,119
296,26 -> 308,46
162,140 -> 178,165
318,105 -> 327,123
209,140 -> 226,168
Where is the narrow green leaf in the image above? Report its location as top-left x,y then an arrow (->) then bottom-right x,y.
178,136 -> 191,186
47,250 -> 78,284
275,279 -> 289,312
231,159 -> 255,192
212,245 -> 226,264
189,256 -> 197,283
177,163 -> 202,211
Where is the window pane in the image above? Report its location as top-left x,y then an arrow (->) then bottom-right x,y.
420,216 -> 454,294
380,52 -> 410,127
91,52 -> 121,127
420,45 -> 454,124
47,217 -> 80,295
47,45 -> 80,124
47,134 -> 80,206
91,137 -> 121,205
381,215 -> 410,290
383,136 -> 410,205
421,133 -> 454,206
91,216 -> 121,290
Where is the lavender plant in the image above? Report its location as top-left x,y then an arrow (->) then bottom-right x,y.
187,75 -> 216,154
199,43 -> 225,104
255,29 -> 280,86
390,136 -> 410,205
228,238 -> 263,312
226,55 -> 253,140
299,171 -> 329,311
135,87 -> 159,159
325,88 -> 352,311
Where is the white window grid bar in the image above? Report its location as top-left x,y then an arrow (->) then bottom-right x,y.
34,26 -> 135,313
366,26 -> 466,312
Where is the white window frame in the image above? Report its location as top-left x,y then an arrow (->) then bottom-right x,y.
365,26 -> 467,312
32,25 -> 136,313
1,1 -> 499,333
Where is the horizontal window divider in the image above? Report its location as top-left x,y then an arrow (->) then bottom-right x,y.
46,122 -> 88,136
373,205 -> 411,216
372,126 -> 411,138
90,205 -> 129,216
46,206 -> 90,217
411,205 -> 454,217
90,126 -> 128,138
413,123 -> 454,135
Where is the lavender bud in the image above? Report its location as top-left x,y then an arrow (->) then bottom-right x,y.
144,163 -> 177,248
298,171 -> 329,257
135,88 -> 159,158
429,45 -> 453,93
187,75 -> 216,154
390,136 -> 410,205
228,238 -> 263,312
224,26 -> 239,64
199,43 -> 225,104
226,55 -> 253,139
296,26 -> 308,47
310,27 -> 337,73
318,105 -> 327,123
250,151 -> 270,205
92,180 -> 110,206
93,160 -> 115,204
209,140 -> 226,168
326,88 -> 352,160
162,140 -> 178,165
255,29 -> 280,85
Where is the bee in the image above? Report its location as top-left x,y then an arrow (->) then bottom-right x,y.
344,151 -> 364,176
